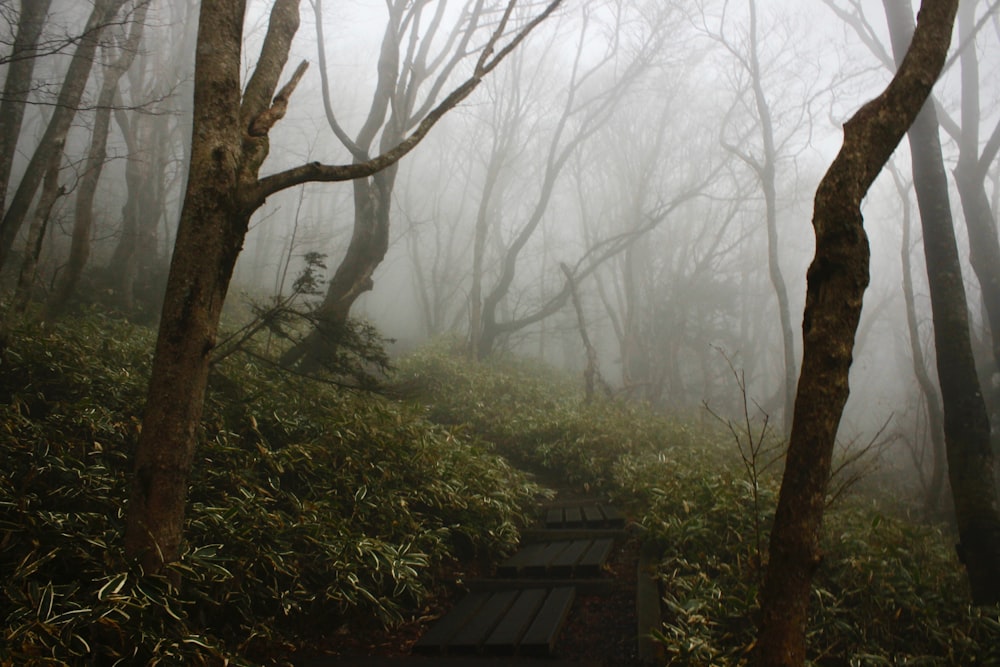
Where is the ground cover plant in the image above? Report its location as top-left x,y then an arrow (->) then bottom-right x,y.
400,342 -> 1000,665
0,314 -> 539,664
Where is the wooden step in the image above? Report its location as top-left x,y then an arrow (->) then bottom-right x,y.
497,538 -> 615,578
412,587 -> 576,657
545,504 -> 625,529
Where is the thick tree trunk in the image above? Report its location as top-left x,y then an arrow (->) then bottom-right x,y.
754,0 -> 958,664
884,0 -> 1000,606
0,0 -> 127,271
0,0 -> 52,214
123,0 -> 251,574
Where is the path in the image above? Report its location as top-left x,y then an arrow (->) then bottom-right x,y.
304,486 -> 662,665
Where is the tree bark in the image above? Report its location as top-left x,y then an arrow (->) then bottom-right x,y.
884,0 -> 1000,606
0,0 -> 127,271
0,0 -> 52,215
754,0 -> 958,664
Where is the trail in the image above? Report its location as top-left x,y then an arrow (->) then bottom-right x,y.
305,478 -> 662,666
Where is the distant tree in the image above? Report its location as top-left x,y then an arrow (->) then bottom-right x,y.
950,0 -> 1000,416
280,0 -> 512,371
698,0 -> 826,435
883,0 -> 1000,606
754,0 -> 958,663
123,0 -> 561,575
44,0 -> 150,320
0,0 -> 131,271
102,0 -> 198,315
0,0 -> 53,215
469,0 -> 670,359
890,163 -> 946,517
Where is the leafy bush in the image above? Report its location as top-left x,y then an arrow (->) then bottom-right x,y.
0,315 -> 540,664
401,341 -> 1000,666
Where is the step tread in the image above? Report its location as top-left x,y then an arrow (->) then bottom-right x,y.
413,587 -> 576,657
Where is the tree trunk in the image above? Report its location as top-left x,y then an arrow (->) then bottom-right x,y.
953,0 -> 1000,383
0,0 -> 52,214
10,144 -> 63,316
884,0 -> 1000,606
0,0 -> 127,271
893,165 -> 947,516
123,0 -> 252,574
754,0 -> 958,664
279,168 -> 396,371
743,0 -> 796,436
45,2 -> 149,321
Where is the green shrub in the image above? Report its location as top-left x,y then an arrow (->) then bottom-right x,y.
401,341 -> 1000,666
0,316 -> 539,664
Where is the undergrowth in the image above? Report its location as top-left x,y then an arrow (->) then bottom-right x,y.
400,340 -> 1000,666
0,315 -> 539,664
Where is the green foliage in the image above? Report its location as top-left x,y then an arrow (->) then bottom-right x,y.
402,341 -> 1000,666
0,315 -> 538,664
217,252 -> 393,387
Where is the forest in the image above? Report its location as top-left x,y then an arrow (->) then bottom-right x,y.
1,0 -> 999,665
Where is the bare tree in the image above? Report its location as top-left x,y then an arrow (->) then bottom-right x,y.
471,0 -> 670,359
0,0 -> 130,271
0,0 -> 53,215
883,0 -> 1000,606
697,0 -> 825,435
280,0 -> 517,370
755,0 -> 958,663
890,162 -> 947,516
123,0 -> 561,575
44,0 -> 150,320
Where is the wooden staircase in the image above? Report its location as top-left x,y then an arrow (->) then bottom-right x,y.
411,498 -> 627,658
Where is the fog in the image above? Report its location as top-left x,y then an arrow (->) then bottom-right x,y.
4,0 -> 1000,491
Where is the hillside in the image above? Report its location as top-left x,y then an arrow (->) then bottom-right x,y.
1,315 -> 998,664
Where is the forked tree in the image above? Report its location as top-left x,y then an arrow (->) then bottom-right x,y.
123,0 -> 561,574
754,0 -> 959,664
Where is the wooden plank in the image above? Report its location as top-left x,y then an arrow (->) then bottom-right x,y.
582,506 -> 604,527
412,591 -> 490,654
599,504 -> 626,528
449,590 -> 519,652
497,543 -> 547,577
563,507 -> 583,527
545,507 -> 564,528
484,589 -> 547,652
577,538 -> 614,577
520,587 -> 576,656
549,539 -> 592,577
522,527 -> 625,542
523,542 -> 571,577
